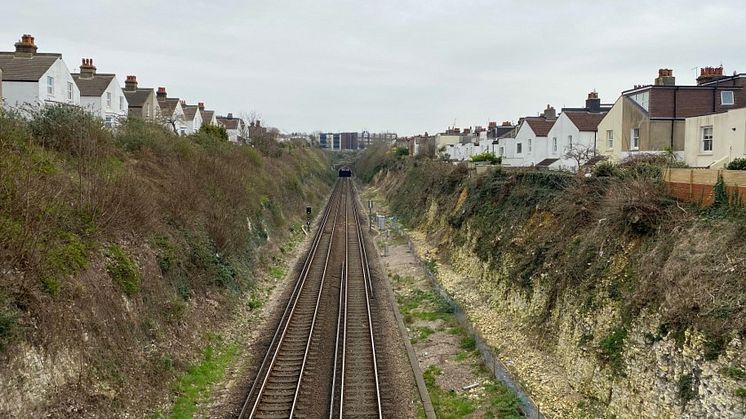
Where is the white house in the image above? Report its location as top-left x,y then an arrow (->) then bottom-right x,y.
71,58 -> 128,126
216,113 -> 246,143
156,87 -> 186,134
683,106 -> 746,168
198,102 -> 218,126
181,102 -> 203,134
0,34 -> 80,110
500,105 -> 557,167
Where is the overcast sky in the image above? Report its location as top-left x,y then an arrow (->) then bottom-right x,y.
3,1 -> 745,135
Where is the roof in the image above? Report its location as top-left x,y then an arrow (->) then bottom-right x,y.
71,73 -> 115,96
565,111 -> 606,132
0,52 -> 60,81
536,158 -> 560,167
216,116 -> 241,130
122,88 -> 154,108
524,118 -> 556,137
182,105 -> 198,121
200,109 -> 215,122
158,98 -> 180,115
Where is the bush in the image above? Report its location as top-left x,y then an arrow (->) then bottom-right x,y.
726,158 -> 746,170
678,374 -> 696,403
604,179 -> 669,235
28,105 -> 113,157
592,161 -> 622,177
394,146 -> 409,157
471,151 -> 501,164
198,124 -> 228,142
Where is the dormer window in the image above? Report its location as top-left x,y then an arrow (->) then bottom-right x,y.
721,91 -> 735,106
47,76 -> 54,95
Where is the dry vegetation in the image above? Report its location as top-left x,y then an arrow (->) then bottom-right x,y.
356,144 -> 746,361
0,105 -> 334,415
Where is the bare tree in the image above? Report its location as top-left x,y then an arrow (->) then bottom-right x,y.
564,143 -> 597,169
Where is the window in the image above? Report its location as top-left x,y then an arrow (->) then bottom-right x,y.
631,128 -> 640,150
106,92 -> 112,108
606,130 -> 614,149
552,137 -> 558,153
701,126 -> 713,153
499,146 -> 504,156
120,96 -> 124,111
629,90 -> 650,111
67,82 -> 73,101
528,139 -> 532,153
47,76 -> 54,95
568,135 -> 573,148
721,90 -> 735,106
516,142 -> 523,154
105,115 -> 112,128
145,103 -> 151,118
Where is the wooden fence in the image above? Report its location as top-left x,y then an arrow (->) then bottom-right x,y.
664,168 -> 746,206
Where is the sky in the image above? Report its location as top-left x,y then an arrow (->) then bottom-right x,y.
2,0 -> 746,136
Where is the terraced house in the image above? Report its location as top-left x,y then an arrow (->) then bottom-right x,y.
598,68 -> 745,162
121,75 -> 159,120
181,101 -> 203,134
72,58 -> 128,126
0,34 -> 79,109
198,102 -> 217,126
156,86 -> 186,134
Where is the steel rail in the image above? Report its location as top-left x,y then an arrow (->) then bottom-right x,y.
288,183 -> 346,417
238,181 -> 342,419
350,180 -> 383,419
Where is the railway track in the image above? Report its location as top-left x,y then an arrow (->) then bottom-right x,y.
239,179 -> 382,419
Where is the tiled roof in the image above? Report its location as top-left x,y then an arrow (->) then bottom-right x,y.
216,116 -> 241,130
158,98 -> 180,115
71,73 -> 114,96
182,105 -> 198,121
536,158 -> 560,167
525,118 -> 556,137
0,52 -> 60,81
122,88 -> 154,108
200,109 -> 215,122
565,111 -> 606,132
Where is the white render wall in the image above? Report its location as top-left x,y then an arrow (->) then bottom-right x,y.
544,113 -> 598,170
2,57 -> 79,110
79,77 -> 128,125
683,107 -> 746,168
185,109 -> 203,134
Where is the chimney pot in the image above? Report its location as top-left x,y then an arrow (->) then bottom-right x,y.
198,102 -> 205,110
124,75 -> 138,91
156,87 -> 167,100
227,113 -> 233,119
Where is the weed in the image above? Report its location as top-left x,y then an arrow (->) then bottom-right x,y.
721,367 -> 745,380
411,326 -> 435,343
422,365 -> 476,417
248,293 -> 263,310
105,244 -> 140,295
677,374 -> 696,403
0,305 -> 18,351
460,334 -> 476,351
736,388 -> 746,399
703,336 -> 726,361
269,266 -> 285,280
599,326 -> 627,375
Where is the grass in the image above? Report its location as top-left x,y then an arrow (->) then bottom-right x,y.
423,364 -> 476,418
598,326 -> 627,376
677,374 -> 696,403
169,338 -> 238,418
721,367 -> 746,380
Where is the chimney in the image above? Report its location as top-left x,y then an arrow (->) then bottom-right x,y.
198,102 -> 205,111
542,104 -> 556,119
697,66 -> 725,85
227,113 -> 233,119
180,99 -> 186,106
156,87 -> 167,101
14,34 -> 37,57
586,90 -> 601,112
79,58 -> 96,79
501,121 -> 512,127
655,68 -> 675,86
256,120 -> 261,127
124,75 -> 138,91
488,121 -> 497,128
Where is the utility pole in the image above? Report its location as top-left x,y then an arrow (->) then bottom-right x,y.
368,199 -> 373,232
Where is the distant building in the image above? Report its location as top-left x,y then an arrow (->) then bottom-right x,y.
181,101 -> 203,134
216,113 -> 247,143
156,87 -> 186,134
0,34 -> 80,109
319,132 -> 359,150
72,58 -> 128,126
499,105 -> 557,167
122,75 -> 160,120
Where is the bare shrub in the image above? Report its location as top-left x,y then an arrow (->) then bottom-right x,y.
602,179 -> 670,235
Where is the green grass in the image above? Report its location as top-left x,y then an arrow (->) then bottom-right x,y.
423,365 -> 476,418
169,340 -> 238,418
412,325 -> 436,343
105,244 -> 141,295
269,266 -> 285,280
721,367 -> 746,380
599,326 -> 627,375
